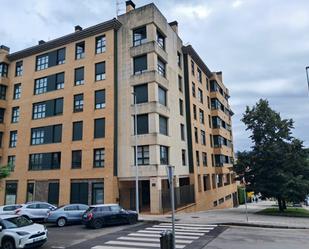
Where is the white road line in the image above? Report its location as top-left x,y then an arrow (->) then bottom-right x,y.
117,236 -> 193,244
92,246 -> 147,249
137,229 -> 206,236
153,225 -> 213,231
105,240 -> 185,249
145,227 -> 210,233
160,223 -> 217,227
128,233 -> 200,240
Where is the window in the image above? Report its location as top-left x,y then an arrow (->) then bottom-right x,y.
31,124 -> 62,145
36,54 -> 49,71
206,78 -> 209,91
192,82 -> 196,97
179,99 -> 184,116
5,182 -> 17,205
75,42 -> 85,59
180,124 -> 185,141
177,52 -> 182,68
31,128 -> 44,145
135,145 -> 149,165
13,83 -> 21,100
94,118 -> 105,138
159,115 -> 168,135
0,63 -> 8,77
92,182 -> 104,204
134,84 -> 148,104
158,86 -> 167,106
70,182 -> 89,205
133,26 -> 147,46
93,148 -> 105,167
157,57 -> 166,77
198,88 -> 203,103
57,48 -> 66,64
32,102 -> 46,119
74,67 -> 84,85
74,94 -> 84,112
196,151 -> 200,166
72,121 -> 83,141
160,146 -> 168,165
182,149 -> 186,166
95,90 -> 106,109
34,77 -> 48,95
156,29 -> 165,49
15,61 -> 23,76
9,131 -> 17,148
56,72 -> 64,89
134,55 -> 147,75
201,130 -> 206,145
202,152 -> 207,166
135,114 -> 148,134
0,108 -> 5,123
178,75 -> 183,92
0,85 -> 7,99
29,152 -> 61,170
0,131 -> 2,147
11,107 -> 19,123
197,68 -> 202,83
193,104 -> 197,120
194,127 -> 198,143
8,156 -> 16,171
191,60 -> 195,75
95,62 -> 106,81
72,150 -> 82,169
199,109 -> 204,124
203,175 -> 210,191
96,35 -> 106,54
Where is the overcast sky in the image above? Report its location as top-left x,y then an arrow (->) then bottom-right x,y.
1,0 -> 308,151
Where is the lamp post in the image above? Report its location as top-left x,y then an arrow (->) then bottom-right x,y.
132,92 -> 139,215
306,66 -> 309,94
166,165 -> 175,249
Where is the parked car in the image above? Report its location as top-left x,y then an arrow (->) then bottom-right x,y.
15,202 -> 57,221
45,204 -> 89,227
0,205 -> 23,215
0,215 -> 48,248
82,204 -> 138,229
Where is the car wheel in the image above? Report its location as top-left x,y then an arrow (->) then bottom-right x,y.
2,238 -> 16,249
57,217 -> 67,227
92,219 -> 103,229
128,216 -> 137,224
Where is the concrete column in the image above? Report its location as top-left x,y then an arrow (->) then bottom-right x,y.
150,177 -> 162,214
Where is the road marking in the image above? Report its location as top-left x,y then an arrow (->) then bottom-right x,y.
105,240 -> 186,248
151,225 -> 212,232
145,227 -> 209,233
117,236 -> 193,244
128,232 -> 200,240
154,225 -> 213,230
92,246 -> 147,249
137,229 -> 206,236
160,223 -> 217,227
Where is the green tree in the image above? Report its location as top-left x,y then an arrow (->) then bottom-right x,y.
0,164 -> 12,181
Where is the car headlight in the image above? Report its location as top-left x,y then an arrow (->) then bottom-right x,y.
16,231 -> 30,236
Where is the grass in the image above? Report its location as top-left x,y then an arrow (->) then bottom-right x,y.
257,207 -> 309,218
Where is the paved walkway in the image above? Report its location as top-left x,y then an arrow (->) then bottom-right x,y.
141,201 -> 309,229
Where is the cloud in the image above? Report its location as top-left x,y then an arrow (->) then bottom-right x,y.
171,4 -> 212,20
232,0 -> 244,8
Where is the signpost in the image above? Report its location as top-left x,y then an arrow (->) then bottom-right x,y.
166,165 -> 175,249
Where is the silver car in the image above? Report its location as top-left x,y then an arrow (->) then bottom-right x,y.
46,204 -> 89,227
0,205 -> 22,215
15,202 -> 57,221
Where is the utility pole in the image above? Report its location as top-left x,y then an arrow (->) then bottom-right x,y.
306,66 -> 309,94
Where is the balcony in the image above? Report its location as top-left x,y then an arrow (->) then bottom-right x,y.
130,41 -> 168,62
130,70 -> 169,88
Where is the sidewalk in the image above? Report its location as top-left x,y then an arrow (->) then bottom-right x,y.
140,201 -> 309,229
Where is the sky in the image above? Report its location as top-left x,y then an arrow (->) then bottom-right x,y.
1,0 -> 308,151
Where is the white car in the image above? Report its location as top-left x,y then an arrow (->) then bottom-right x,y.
0,205 -> 22,215
15,202 -> 57,221
0,215 -> 48,248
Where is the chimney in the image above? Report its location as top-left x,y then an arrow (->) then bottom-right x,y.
38,40 -> 45,45
0,45 -> 10,53
169,21 -> 178,34
75,25 -> 83,32
126,0 -> 135,13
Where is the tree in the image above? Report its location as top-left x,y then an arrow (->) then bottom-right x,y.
0,164 -> 12,181
237,99 -> 309,211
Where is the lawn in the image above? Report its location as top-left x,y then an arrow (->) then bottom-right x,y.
257,207 -> 309,218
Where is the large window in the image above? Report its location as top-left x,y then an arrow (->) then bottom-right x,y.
160,146 -> 168,165
73,94 -> 84,112
32,98 -> 63,119
9,131 -> 17,148
202,152 -> 207,166
74,67 -> 84,85
32,102 -> 46,119
201,130 -> 206,145
135,114 -> 148,135
198,88 -> 203,103
133,55 -> 147,75
31,124 -> 62,145
182,149 -> 186,166
75,41 -> 85,59
192,82 -> 196,97
196,151 -> 200,166
96,35 -> 106,54
135,145 -> 149,165
70,182 -> 89,205
156,29 -> 165,49
0,63 -> 8,77
0,85 -> 7,100
191,60 -> 195,75
95,62 -> 106,81
8,155 -> 16,171
57,48 -> 66,64
159,115 -> 168,135
56,72 -> 64,89
193,104 -> 197,120
5,182 -> 17,205
13,83 -> 21,100
29,152 -> 61,170
11,107 -> 19,123
31,128 -> 44,145
95,90 -> 106,109
158,86 -> 167,106
199,109 -> 204,124
94,118 -> 105,138
157,57 -> 166,77
133,26 -> 147,46
72,121 -> 83,141
72,150 -> 82,169
0,108 -> 5,123
93,148 -> 105,167
36,48 -> 66,71
35,72 -> 65,94
34,77 -> 48,94
36,54 -> 49,71
194,127 -> 198,143
134,84 -> 148,104
180,124 -> 185,141
179,99 -> 184,116
197,68 -> 202,83
178,75 -> 183,92
177,52 -> 182,68
15,61 -> 23,76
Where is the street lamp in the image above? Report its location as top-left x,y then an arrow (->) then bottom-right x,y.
166,165 -> 176,249
132,92 -> 139,215
306,66 -> 309,94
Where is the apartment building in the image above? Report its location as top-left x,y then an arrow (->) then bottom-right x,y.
0,1 -> 237,213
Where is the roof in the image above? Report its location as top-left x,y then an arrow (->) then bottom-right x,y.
7,18 -> 122,62
182,45 -> 212,78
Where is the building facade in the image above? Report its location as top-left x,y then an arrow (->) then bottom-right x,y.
0,1 -> 237,213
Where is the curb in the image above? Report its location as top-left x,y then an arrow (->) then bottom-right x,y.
217,222 -> 309,229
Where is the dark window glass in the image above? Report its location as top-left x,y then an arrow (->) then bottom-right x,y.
5,182 -> 17,205
94,118 -> 105,138
53,124 -> 62,143
158,86 -> 167,106
9,131 -> 17,148
11,107 -> 19,123
36,54 -> 49,71
13,84 -> 21,100
73,121 -> 83,141
134,84 -> 148,104
0,108 -> 5,123
96,35 -> 106,54
194,127 -> 198,143
201,130 -> 206,145
193,104 -> 197,120
95,90 -> 106,109
8,156 -> 16,171
134,145 -> 150,165
72,150 -> 82,169
156,29 -> 165,49
178,75 -> 183,92
32,102 -> 46,119
29,152 -> 61,170
75,42 -> 85,60
31,127 -> 44,145
0,63 -> 8,77
0,85 -> 7,100
191,60 -> 195,75
157,57 -> 166,77
92,182 -> 104,204
54,98 -> 63,115
93,148 -> 105,167
0,131 -> 3,147
179,99 -> 184,116
71,182 -> 89,205
199,109 -> 204,124
198,88 -> 203,103
135,114 -> 148,135
192,82 -> 196,97
180,124 -> 185,141
197,68 -> 202,83
159,115 -> 168,135
182,149 -> 186,166
74,94 -> 84,112
48,182 -> 59,206
177,52 -> 182,68
74,67 -> 84,85
133,26 -> 147,46
133,55 -> 147,75
34,77 -> 48,94
15,61 -> 23,77
57,48 -> 66,65
56,72 -> 64,89
196,151 -> 200,166
95,62 -> 106,81
160,146 -> 168,165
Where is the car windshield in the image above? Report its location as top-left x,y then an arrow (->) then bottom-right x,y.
85,207 -> 95,213
2,216 -> 32,229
